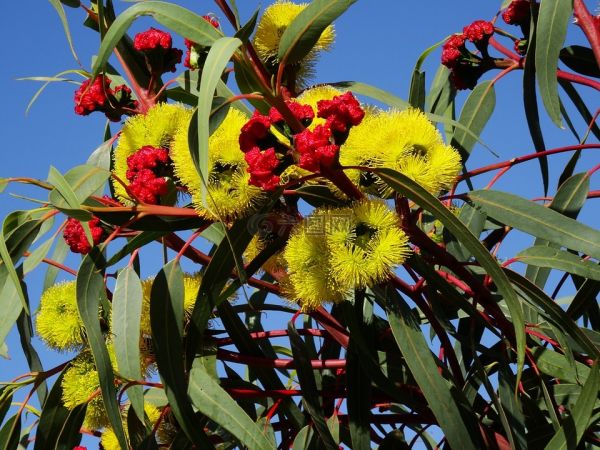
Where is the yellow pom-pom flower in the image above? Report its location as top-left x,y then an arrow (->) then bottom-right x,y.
140,273 -> 203,336
283,201 -> 410,310
283,209 -> 348,311
36,281 -> 85,351
169,107 -> 264,220
341,108 -> 462,196
327,201 -> 410,290
61,354 -> 109,429
254,1 -> 335,63
112,103 -> 192,203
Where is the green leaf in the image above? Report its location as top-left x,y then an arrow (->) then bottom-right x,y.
535,0 -> 573,127
193,37 -> 242,208
525,172 -> 589,287
48,0 -> 81,65
47,166 -> 92,223
544,363 -> 599,450
505,270 -> 600,359
376,169 -> 526,383
43,237 -> 68,291
408,70 -> 425,110
112,267 -> 144,421
278,0 -> 357,64
533,348 -> 591,384
295,185 -> 346,207
288,322 -> 337,450
150,261 -> 213,447
49,164 -> 111,208
291,425 -> 314,450
330,81 -> 408,109
522,14 -> 549,195
234,7 -> 259,42
377,285 -> 481,450
34,370 -> 86,450
86,139 -> 113,173
23,236 -> 54,275
187,360 -> 275,450
19,70 -> 85,116
469,189 -> 600,261
519,246 -> 600,281
558,79 -> 600,145
446,203 -> 486,262
0,414 -> 20,450
451,80 -> 496,161
92,1 -> 222,79
76,251 -> 128,450
559,45 -> 600,79
0,273 -> 24,349
346,336 -> 371,449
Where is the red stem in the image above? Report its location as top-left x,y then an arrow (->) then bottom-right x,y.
216,348 -> 346,369
573,0 -> 600,69
459,143 -> 600,181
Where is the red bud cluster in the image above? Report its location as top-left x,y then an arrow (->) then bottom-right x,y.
74,75 -> 137,122
125,146 -> 171,204
63,217 -> 104,254
133,28 -> 182,74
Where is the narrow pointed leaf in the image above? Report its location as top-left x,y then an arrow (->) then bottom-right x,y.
112,267 -> 144,421
519,246 -> 600,281
376,168 -> 526,383
76,250 -> 128,450
451,80 -> 496,161
535,0 -> 573,127
544,363 -> 599,450
194,37 -> 242,207
278,0 -> 357,64
469,189 -> 600,260
187,360 -> 275,450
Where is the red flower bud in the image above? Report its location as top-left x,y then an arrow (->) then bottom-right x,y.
441,34 -> 467,68
239,111 -> 272,153
125,146 -> 172,204
63,217 -> 104,254
269,102 -> 315,125
294,125 -> 339,172
502,0 -> 531,25
133,27 -> 172,51
316,92 -> 365,134
462,20 -> 494,44
245,148 -> 280,191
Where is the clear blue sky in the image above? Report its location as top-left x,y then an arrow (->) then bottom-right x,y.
0,0 -> 598,446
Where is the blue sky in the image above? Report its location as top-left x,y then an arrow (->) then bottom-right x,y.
0,0 -> 598,447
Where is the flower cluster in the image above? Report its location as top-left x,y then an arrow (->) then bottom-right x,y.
238,91 -> 364,191
440,20 -> 495,90
62,217 -> 104,254
184,15 -> 220,70
125,145 -> 172,204
283,201 -> 410,311
133,27 -> 183,74
74,75 -> 137,121
502,0 -> 531,26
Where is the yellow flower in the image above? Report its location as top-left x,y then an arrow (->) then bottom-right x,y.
341,108 -> 462,196
61,354 -> 109,429
36,281 -> 85,351
327,201 -> 410,289
112,103 -> 192,203
283,209 -> 348,311
170,107 -> 264,220
282,201 -> 410,310
140,273 -> 203,336
254,1 -> 335,62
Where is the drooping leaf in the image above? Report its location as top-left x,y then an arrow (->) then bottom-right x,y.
525,172 -> 589,287
535,0 -> 573,127
112,267 -> 144,421
519,246 -> 600,281
193,37 -> 242,207
187,360 -> 275,450
150,260 -> 214,448
559,45 -> 600,78
376,285 -> 482,450
48,0 -> 81,65
377,169 -> 526,383
278,0 -> 357,64
544,363 -> 599,450
451,80 -> 496,161
76,250 -> 128,449
469,189 -> 600,260
34,370 -> 86,450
